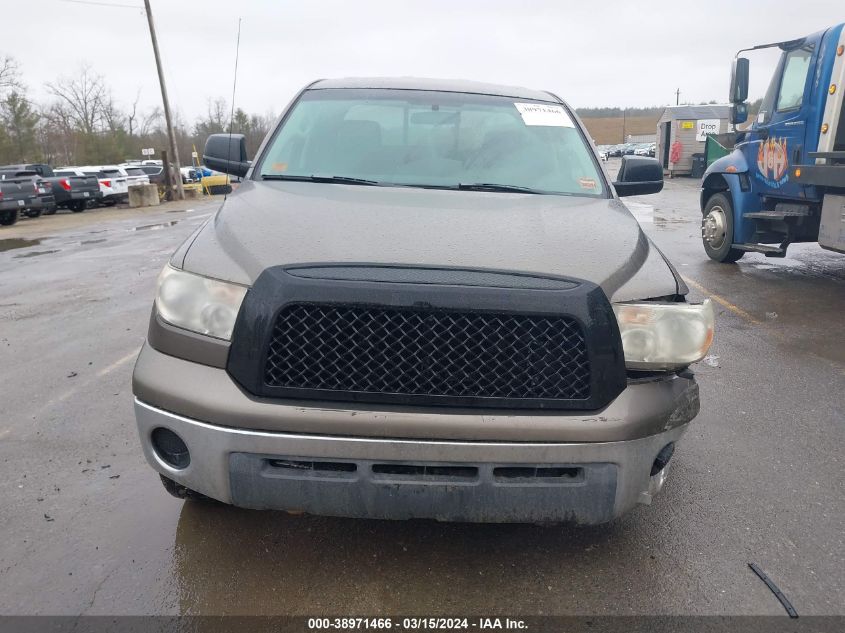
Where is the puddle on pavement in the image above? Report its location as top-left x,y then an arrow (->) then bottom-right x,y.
80,238 -> 107,245
13,249 -> 60,259
0,237 -> 45,253
625,202 -> 691,230
653,215 -> 690,225
132,220 -> 180,231
167,208 -> 196,214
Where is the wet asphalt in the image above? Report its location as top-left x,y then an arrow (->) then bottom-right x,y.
0,170 -> 843,616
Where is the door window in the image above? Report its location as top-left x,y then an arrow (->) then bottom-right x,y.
776,47 -> 812,112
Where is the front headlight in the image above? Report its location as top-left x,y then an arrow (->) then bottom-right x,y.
155,266 -> 248,340
613,299 -> 714,370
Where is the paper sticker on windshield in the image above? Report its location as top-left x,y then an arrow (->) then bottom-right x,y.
514,103 -> 574,127
578,178 -> 597,191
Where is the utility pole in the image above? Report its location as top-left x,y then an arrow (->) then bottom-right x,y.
675,88 -> 681,105
621,108 -> 627,143
144,0 -> 184,200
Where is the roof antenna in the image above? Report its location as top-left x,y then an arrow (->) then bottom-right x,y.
225,17 -> 242,199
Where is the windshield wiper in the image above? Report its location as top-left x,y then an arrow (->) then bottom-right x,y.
456,182 -> 545,194
261,174 -> 380,186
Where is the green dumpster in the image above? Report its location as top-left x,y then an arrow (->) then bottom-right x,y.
705,133 -> 737,167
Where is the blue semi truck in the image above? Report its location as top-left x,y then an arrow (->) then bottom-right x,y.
701,23 -> 845,261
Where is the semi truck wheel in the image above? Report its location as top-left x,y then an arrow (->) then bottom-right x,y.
0,209 -> 19,226
702,193 -> 744,263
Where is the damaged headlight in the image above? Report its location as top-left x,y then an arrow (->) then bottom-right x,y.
155,265 -> 248,340
613,299 -> 714,370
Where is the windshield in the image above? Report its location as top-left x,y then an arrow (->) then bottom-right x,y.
258,88 -> 606,197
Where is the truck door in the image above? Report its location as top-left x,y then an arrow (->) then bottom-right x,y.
748,44 -> 816,200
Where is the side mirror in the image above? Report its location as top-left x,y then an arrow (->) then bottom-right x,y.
731,102 -> 749,125
613,156 -> 663,197
730,57 -> 749,103
203,133 -> 250,177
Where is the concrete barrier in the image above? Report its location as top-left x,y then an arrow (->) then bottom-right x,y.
128,184 -> 160,208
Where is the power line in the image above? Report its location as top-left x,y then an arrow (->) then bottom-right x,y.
57,0 -> 142,9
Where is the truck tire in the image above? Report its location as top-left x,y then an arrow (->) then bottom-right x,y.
0,209 -> 19,226
702,193 -> 744,263
69,201 -> 86,213
43,204 -> 57,215
159,474 -> 213,502
26,209 -> 43,219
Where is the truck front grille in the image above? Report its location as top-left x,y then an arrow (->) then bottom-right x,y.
263,303 -> 591,401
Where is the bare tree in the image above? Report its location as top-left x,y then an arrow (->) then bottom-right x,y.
40,102 -> 77,165
0,55 -> 20,94
138,106 -> 164,137
101,95 -> 126,134
193,97 -> 228,138
127,90 -> 141,137
46,66 -> 108,135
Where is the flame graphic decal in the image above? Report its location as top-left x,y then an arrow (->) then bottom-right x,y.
756,138 -> 789,182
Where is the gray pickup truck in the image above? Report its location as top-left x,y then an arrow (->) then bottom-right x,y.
0,169 -> 56,219
133,78 -> 713,524
0,163 -> 100,213
0,173 -> 36,226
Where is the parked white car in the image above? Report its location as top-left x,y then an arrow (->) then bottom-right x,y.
634,143 -> 656,157
118,165 -> 152,187
59,166 -> 129,206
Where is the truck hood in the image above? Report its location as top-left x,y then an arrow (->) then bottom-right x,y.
180,180 -> 680,302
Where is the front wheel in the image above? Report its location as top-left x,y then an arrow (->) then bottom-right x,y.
702,193 -> 744,263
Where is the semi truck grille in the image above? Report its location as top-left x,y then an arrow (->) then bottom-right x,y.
263,303 -> 591,401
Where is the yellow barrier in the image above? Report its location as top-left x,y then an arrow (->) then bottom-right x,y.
201,174 -> 232,195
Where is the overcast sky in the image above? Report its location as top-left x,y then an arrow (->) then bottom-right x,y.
4,0 -> 841,123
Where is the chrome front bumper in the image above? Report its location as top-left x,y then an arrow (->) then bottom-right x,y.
135,399 -> 688,524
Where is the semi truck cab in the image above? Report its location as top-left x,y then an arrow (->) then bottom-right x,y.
701,23 -> 845,261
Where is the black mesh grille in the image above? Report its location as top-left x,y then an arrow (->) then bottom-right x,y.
264,304 -> 591,401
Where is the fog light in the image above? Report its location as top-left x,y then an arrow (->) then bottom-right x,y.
151,427 -> 190,469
